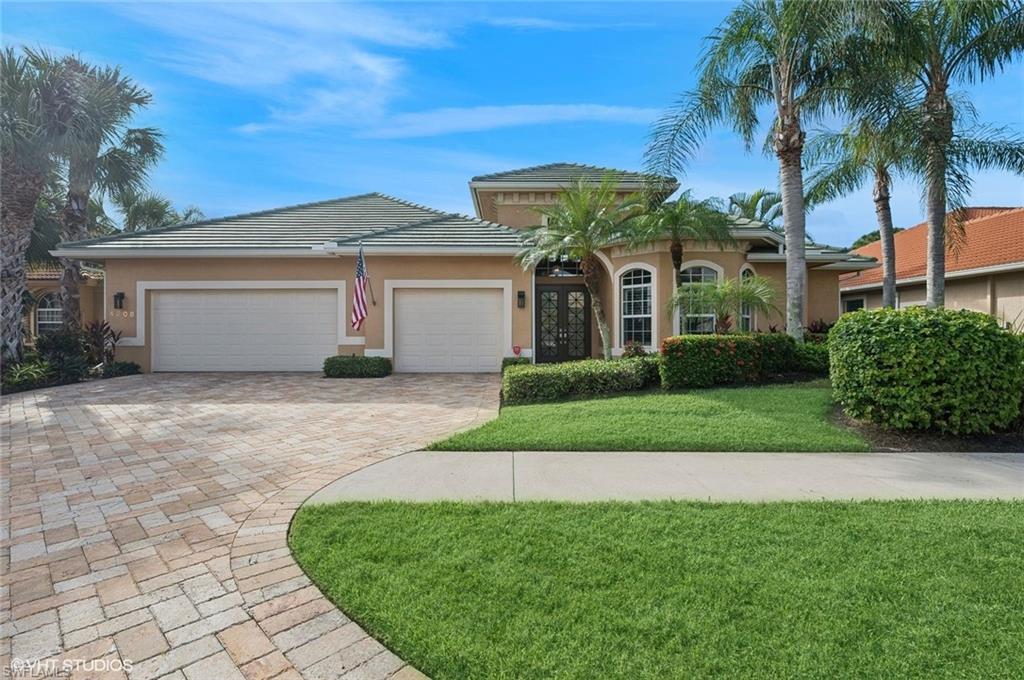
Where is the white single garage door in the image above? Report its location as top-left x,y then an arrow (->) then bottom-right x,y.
394,289 -> 503,372
152,289 -> 337,371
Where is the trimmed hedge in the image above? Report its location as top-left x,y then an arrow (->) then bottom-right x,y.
754,333 -> 797,375
323,355 -> 392,378
501,357 -> 531,372
792,343 -> 829,376
660,336 -> 762,389
102,361 -> 142,378
830,308 -> 1024,434
502,358 -> 652,405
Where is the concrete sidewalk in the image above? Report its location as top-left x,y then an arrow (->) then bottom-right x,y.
307,450 -> 1024,504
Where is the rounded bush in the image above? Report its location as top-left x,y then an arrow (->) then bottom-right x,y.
830,308 -> 1024,434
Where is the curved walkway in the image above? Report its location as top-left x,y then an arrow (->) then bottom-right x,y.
308,450 -> 1024,503
2,373 -> 499,680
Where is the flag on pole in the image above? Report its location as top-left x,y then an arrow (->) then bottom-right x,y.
351,246 -> 369,330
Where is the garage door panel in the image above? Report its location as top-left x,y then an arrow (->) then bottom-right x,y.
153,289 -> 337,372
394,289 -> 503,373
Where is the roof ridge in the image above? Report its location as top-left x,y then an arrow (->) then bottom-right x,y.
59,193 -> 386,248
332,214 -> 453,245
372,192 -> 449,216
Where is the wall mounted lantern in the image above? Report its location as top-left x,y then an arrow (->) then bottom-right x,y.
517,290 -> 526,308
113,292 -> 126,310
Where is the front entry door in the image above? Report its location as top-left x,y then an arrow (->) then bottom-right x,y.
535,284 -> 591,363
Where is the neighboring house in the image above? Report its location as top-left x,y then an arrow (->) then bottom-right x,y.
23,261 -> 104,344
839,207 -> 1024,328
52,163 -> 873,373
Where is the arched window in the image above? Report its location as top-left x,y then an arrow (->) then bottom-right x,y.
620,268 -> 652,346
35,293 -> 62,335
740,267 -> 755,332
679,266 -> 717,334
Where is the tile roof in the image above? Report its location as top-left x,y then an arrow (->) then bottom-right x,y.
471,162 -> 675,186
27,261 -> 103,280
333,214 -> 523,249
840,207 -> 1024,289
56,193 -> 521,252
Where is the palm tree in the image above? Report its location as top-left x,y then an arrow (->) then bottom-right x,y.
517,177 -> 646,360
804,110 -> 919,309
728,189 -> 782,230
630,192 -> 735,288
646,0 -> 855,341
881,1 -> 1024,307
669,275 -> 778,334
59,57 -> 162,327
0,48 -> 79,360
111,190 -> 204,232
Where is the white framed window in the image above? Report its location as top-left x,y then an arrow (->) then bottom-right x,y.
843,297 -> 865,313
679,266 -> 717,334
35,293 -> 62,335
620,268 -> 652,346
740,266 -> 755,331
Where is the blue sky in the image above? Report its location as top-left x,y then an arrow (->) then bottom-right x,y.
5,1 -> 1023,246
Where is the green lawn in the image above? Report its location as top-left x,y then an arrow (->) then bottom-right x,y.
290,501 -> 1024,679
431,381 -> 869,452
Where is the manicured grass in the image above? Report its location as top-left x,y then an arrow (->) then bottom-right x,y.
431,381 -> 869,452
290,501 -> 1024,679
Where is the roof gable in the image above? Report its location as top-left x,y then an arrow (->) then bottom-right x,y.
470,162 -> 674,186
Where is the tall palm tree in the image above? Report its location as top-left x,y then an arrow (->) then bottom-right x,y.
882,0 -> 1024,307
59,57 -> 162,327
0,48 -> 79,360
804,110 -> 919,309
630,192 -> 735,289
646,0 -> 855,341
111,190 -> 204,232
517,177 -> 646,360
669,275 -> 778,334
728,189 -> 782,230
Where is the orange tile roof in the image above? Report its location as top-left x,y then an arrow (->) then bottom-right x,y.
840,207 -> 1024,289
27,261 -> 103,281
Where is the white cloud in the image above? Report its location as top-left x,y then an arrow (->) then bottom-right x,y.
362,104 -> 661,139
110,3 -> 447,127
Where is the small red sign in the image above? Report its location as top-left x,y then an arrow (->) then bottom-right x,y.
512,344 -> 521,356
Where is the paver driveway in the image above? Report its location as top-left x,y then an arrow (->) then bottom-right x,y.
2,373 -> 499,680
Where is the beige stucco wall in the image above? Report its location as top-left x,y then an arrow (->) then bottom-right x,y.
841,269 -> 1024,330
475,189 -> 639,228
102,256 -> 532,371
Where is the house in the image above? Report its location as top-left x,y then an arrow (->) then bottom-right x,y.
22,222 -> 103,346
839,207 -> 1024,328
51,163 -> 874,373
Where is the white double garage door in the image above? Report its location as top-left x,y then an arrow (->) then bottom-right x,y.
152,287 -> 504,372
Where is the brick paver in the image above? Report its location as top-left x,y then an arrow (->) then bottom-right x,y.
2,373 -> 499,679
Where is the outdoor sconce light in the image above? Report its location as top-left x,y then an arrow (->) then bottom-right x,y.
517,290 -> 527,308
113,292 -> 126,310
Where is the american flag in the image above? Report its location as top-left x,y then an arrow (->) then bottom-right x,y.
351,246 -> 369,330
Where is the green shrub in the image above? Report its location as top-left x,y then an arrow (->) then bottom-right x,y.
752,333 -> 796,375
323,355 -> 392,378
102,361 -> 142,378
502,359 -> 648,405
660,335 -> 762,389
631,354 -> 662,388
1,360 -> 53,394
36,330 -> 90,385
792,342 -> 829,376
830,308 -> 1024,434
621,340 -> 648,358
501,357 -> 531,372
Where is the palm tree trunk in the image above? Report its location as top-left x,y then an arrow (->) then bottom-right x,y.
872,169 -> 897,309
0,161 -> 46,361
923,85 -> 952,309
777,138 -> 807,342
669,238 -> 683,287
924,149 -> 946,308
59,188 -> 89,329
582,254 -> 612,360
